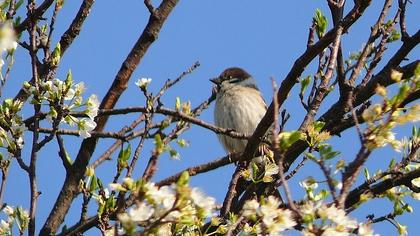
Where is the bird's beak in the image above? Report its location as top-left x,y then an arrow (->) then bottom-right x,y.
210,77 -> 221,85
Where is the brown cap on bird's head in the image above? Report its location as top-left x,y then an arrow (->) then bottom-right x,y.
210,67 -> 252,85
219,67 -> 252,80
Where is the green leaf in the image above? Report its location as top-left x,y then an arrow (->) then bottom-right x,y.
4,98 -> 13,107
402,203 -> 413,213
318,144 -> 340,160
393,202 -> 404,215
118,143 -> 131,163
51,43 -> 61,66
414,63 -> 420,77
177,171 -> 190,187
364,168 -> 370,180
65,69 -> 73,87
304,152 -> 317,161
313,121 -> 325,132
16,206 -> 29,231
97,203 -> 105,216
387,29 -> 401,43
300,76 -> 311,94
106,196 -> 116,210
176,139 -> 188,147
65,151 -> 73,165
13,16 -> 22,29
313,9 -> 328,38
154,134 -> 164,154
175,97 -> 181,111
252,162 -> 258,181
324,151 -> 340,160
169,148 -> 180,160
316,189 -> 329,200
89,175 -> 98,192
389,158 -> 396,168
16,0 -> 24,10
97,178 -> 103,189
288,131 -> 302,145
0,1 -> 8,10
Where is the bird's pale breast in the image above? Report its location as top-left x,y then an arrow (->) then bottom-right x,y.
214,86 -> 267,153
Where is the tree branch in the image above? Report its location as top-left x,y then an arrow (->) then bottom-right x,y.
40,1 -> 180,234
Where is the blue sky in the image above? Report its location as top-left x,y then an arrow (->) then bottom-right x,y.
2,1 -> 420,235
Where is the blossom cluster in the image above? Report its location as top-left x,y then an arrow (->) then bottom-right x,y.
299,202 -> 378,236
239,196 -> 296,235
362,68 -> 420,151
296,177 -> 382,236
109,175 -> 216,235
24,72 -> 99,138
0,20 -> 21,157
0,205 -> 29,236
0,99 -> 25,157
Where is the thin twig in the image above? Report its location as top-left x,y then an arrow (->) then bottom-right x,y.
44,1 -> 61,59
157,153 -> 240,187
56,134 -> 72,171
272,78 -> 299,214
144,0 -> 155,14
89,114 -> 146,169
348,0 -> 393,86
317,159 -> 339,205
220,168 -> 244,217
398,0 -> 409,41
0,164 -> 9,206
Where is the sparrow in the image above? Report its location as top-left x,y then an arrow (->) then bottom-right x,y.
211,67 -> 269,155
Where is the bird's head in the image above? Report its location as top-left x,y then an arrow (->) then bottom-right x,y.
210,67 -> 259,90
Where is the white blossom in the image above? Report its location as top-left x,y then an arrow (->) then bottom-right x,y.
135,77 -> 152,89
261,196 -> 296,233
78,118 -> 97,138
154,223 -> 172,236
263,163 -> 279,182
16,136 -> 24,149
128,203 -> 154,222
10,123 -> 26,134
86,94 -> 99,120
191,187 -> 216,211
317,205 -> 357,232
3,205 -> 13,216
117,213 -> 132,224
164,210 -> 182,221
299,178 -> 319,189
64,88 -> 75,100
0,22 -> 17,52
411,177 -> 420,187
358,223 -> 378,236
242,199 -> 259,218
151,185 -> 176,210
74,82 -> 86,96
321,227 -> 350,236
0,220 -> 11,235
108,183 -> 127,192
